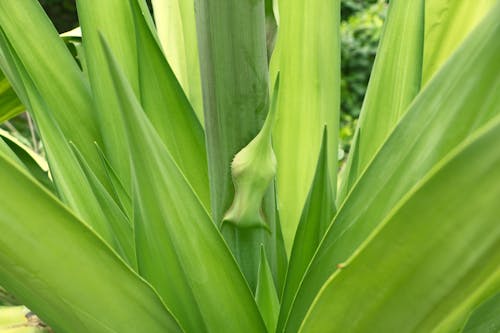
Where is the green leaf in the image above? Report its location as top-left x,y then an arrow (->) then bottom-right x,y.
0,151 -> 182,333
423,0 -> 497,84
298,115 -> 500,333
151,0 -> 203,121
460,292 -> 500,333
271,0 -> 340,253
277,128 -> 335,332
0,36 -> 129,260
338,0 -> 424,203
94,143 -> 133,219
131,0 -> 210,210
256,247 -> 280,333
0,286 -> 19,306
70,142 -> 136,268
0,1 -> 107,190
102,39 -> 267,333
0,129 -> 52,193
75,0 -> 140,192
0,134 -> 28,171
0,70 -> 23,123
281,4 -> 500,331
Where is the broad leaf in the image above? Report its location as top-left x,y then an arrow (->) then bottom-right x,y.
299,114 -> 500,333
423,0 -> 497,84
0,151 -> 182,333
460,292 -> 500,333
280,5 -> 500,331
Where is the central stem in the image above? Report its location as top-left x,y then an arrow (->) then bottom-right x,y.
195,0 -> 286,290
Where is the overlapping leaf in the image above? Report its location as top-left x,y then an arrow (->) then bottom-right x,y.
151,0 -> 203,120
102,39 -> 266,333
0,1 -> 106,188
460,292 -> 500,333
338,0 -> 424,202
299,114 -> 500,333
0,151 -> 182,333
423,0 -> 497,84
271,0 -> 340,253
278,129 -> 334,331
280,4 -> 500,331
0,29 -> 136,263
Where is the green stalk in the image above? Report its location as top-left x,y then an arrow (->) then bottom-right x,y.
194,0 -> 285,290
195,0 -> 269,224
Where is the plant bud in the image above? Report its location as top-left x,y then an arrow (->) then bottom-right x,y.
222,93 -> 277,230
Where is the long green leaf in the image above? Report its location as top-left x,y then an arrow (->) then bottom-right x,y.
338,0 -> 424,203
460,292 -> 500,333
280,5 -> 500,331
151,0 -> 203,121
277,129 -> 335,331
0,129 -> 52,192
102,40 -> 267,333
75,0 -> 139,192
131,0 -> 210,210
423,0 -> 497,84
271,0 -> 340,253
0,1 -> 107,189
299,114 -> 500,333
0,151 -> 182,333
70,143 -> 136,268
255,247 -> 280,333
0,32 -> 131,261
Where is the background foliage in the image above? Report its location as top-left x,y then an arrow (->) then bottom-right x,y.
339,1 -> 386,162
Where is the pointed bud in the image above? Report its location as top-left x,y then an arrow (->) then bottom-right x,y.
222,77 -> 280,230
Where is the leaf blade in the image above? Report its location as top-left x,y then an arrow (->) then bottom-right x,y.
338,0 -> 424,202
271,0 -> 340,253
151,0 -> 203,121
0,151 -> 182,333
299,115 -> 500,333
102,40 -> 267,333
282,5 -> 500,331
